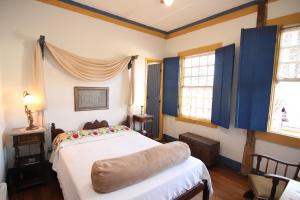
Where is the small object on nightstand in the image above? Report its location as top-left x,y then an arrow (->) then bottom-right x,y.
11,127 -> 47,190
133,114 -> 154,139
140,105 -> 144,115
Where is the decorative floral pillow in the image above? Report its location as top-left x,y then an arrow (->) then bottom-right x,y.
64,125 -> 131,140
52,125 -> 132,151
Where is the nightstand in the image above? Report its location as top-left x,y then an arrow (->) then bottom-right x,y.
133,114 -> 154,139
12,127 -> 47,190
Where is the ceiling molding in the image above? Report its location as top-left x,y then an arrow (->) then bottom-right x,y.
37,0 -> 168,39
167,4 -> 258,39
38,0 -> 281,39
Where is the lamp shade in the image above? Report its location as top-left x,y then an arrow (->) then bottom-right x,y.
23,91 -> 35,105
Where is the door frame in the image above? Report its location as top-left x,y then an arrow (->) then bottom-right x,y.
144,58 -> 164,141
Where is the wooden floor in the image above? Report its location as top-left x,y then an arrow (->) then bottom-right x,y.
9,165 -> 249,200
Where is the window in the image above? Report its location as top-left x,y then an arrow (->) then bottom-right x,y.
269,26 -> 300,135
179,52 -> 215,121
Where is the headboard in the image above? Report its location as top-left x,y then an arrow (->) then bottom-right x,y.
82,120 -> 109,130
51,120 -> 110,141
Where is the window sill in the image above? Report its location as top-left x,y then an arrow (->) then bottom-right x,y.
255,131 -> 300,149
175,116 -> 217,128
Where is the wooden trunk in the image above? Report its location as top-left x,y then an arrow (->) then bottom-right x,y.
179,132 -> 220,167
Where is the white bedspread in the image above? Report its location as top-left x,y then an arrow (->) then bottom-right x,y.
51,131 -> 212,200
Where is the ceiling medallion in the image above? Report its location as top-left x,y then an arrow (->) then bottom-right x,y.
161,0 -> 174,7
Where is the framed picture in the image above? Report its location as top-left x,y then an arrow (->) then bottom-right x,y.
74,87 -> 109,111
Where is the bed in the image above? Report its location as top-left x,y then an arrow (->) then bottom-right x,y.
50,120 -> 212,200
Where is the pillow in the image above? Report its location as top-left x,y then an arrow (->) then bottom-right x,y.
91,141 -> 191,193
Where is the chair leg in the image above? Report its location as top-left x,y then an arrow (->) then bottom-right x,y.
244,189 -> 254,199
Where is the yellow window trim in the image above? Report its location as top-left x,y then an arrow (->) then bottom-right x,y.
176,116 -> 217,128
255,131 -> 300,150
265,20 -> 300,149
178,43 -> 223,57
177,43 -> 222,130
267,12 -> 300,26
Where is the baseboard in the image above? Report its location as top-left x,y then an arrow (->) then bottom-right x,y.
163,134 -> 242,172
219,155 -> 241,172
163,134 -> 178,142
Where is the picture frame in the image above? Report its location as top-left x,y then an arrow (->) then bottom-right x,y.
74,87 -> 109,111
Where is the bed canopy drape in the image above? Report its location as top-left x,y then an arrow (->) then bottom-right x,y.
32,36 -> 137,112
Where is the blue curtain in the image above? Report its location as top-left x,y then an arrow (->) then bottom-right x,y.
235,26 -> 277,131
163,57 -> 180,116
211,44 -> 235,129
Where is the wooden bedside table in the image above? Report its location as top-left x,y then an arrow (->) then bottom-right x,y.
12,127 -> 47,190
133,114 -> 154,139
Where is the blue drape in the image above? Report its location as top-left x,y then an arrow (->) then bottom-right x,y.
235,26 -> 277,131
211,44 -> 235,129
163,57 -> 180,116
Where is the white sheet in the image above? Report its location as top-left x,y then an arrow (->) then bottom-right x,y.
51,131 -> 212,200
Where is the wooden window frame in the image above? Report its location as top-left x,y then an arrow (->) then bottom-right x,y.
176,43 -> 222,128
268,25 -> 300,134
263,19 -> 300,149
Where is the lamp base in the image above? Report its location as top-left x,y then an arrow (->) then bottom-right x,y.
26,126 -> 39,131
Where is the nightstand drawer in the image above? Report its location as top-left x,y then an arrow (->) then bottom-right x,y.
14,132 -> 44,146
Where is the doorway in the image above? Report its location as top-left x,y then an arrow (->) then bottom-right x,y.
145,59 -> 163,141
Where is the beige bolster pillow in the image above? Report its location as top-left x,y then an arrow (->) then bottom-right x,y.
91,141 -> 191,193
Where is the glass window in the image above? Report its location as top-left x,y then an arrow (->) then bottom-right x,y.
269,26 -> 300,135
180,52 -> 215,121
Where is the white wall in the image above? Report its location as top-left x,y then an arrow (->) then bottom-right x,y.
164,0 -> 300,166
0,46 -> 6,182
0,0 -> 166,167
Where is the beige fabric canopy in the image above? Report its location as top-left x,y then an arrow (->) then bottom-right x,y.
33,42 -> 135,110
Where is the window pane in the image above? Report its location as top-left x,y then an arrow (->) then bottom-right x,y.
192,77 -> 199,86
270,26 -> 300,135
199,66 -> 207,76
208,54 -> 215,65
277,27 -> 300,81
184,67 -> 192,76
270,82 -> 300,133
207,65 -> 214,76
184,58 -> 192,67
279,47 -> 299,63
199,77 -> 207,86
297,64 -> 300,78
207,76 -> 214,86
192,56 -> 200,66
181,52 -> 215,120
200,56 -> 207,66
280,28 -> 300,48
192,67 -> 199,77
184,77 -> 192,86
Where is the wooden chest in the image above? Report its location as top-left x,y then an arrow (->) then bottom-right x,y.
179,132 -> 220,167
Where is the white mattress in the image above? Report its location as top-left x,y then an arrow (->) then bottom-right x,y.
51,131 -> 212,200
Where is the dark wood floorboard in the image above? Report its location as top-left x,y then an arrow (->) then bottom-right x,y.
209,166 -> 249,200
9,165 -> 249,200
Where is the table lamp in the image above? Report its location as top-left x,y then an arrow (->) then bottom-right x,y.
23,91 -> 38,130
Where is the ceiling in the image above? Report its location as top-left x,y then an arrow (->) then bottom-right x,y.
74,0 -> 253,32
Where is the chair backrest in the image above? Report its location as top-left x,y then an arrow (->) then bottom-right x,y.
252,154 -> 300,180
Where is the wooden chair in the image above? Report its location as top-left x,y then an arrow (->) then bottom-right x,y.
245,154 -> 300,200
